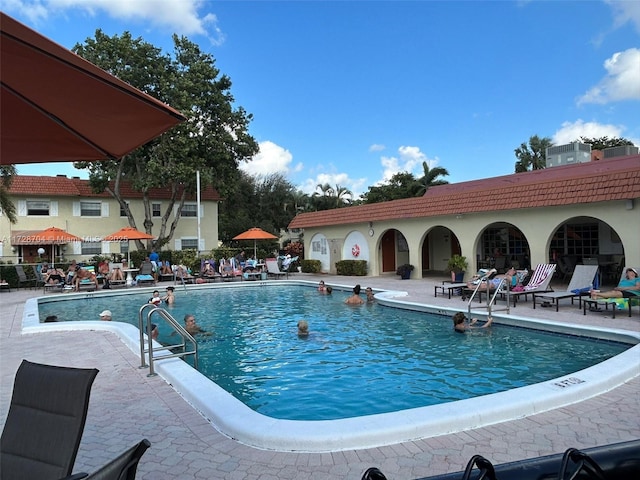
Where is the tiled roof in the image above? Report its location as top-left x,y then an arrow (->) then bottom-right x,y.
289,155 -> 640,229
8,175 -> 221,201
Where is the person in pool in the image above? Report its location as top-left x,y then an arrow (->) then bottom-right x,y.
345,284 -> 365,305
162,286 -> 175,305
149,290 -> 162,305
183,314 -> 209,335
297,320 -> 310,337
452,312 -> 492,333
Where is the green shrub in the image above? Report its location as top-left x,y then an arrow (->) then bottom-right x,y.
335,260 -> 367,276
301,259 -> 321,273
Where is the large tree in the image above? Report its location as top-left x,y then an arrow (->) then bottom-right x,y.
514,135 -> 553,172
73,31 -> 258,248
361,171 -> 417,204
578,136 -> 635,150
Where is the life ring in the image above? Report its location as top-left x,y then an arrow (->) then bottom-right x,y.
352,244 -> 360,257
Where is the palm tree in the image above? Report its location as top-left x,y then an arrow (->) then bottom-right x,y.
514,135 -> 553,172
0,165 -> 17,223
334,184 -> 353,207
415,161 -> 449,196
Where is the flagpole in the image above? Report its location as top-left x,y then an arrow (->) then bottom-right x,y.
197,170 -> 201,256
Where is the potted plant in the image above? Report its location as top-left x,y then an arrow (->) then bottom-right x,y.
396,264 -> 414,280
446,254 -> 468,282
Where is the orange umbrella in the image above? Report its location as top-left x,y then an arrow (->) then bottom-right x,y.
31,227 -> 83,267
232,227 -> 278,259
103,226 -> 155,265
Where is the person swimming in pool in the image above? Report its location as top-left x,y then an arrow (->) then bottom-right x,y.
452,312 -> 492,333
297,320 -> 310,337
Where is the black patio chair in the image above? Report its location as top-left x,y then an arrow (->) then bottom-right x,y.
14,264 -> 37,289
65,438 -> 151,480
0,360 -> 99,480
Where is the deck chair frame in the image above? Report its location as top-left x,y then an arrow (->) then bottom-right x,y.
1,360 -> 99,480
533,264 -> 599,311
507,263 -> 556,307
265,258 -> 287,279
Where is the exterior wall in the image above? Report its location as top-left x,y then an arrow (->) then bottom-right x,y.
298,199 -> 640,278
0,193 -> 219,263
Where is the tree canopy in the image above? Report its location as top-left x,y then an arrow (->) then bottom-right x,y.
578,136 -> 635,150
73,31 -> 258,248
514,135 -> 553,172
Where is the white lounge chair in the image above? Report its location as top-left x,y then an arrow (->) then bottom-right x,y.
508,263 -> 556,307
265,258 -> 287,279
532,264 -> 599,311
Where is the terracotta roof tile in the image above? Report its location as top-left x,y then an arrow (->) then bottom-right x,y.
9,175 -> 221,201
289,155 -> 640,229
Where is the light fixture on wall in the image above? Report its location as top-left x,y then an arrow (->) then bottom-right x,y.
11,247 -> 17,253
455,214 -> 465,220
37,247 -> 45,256
626,199 -> 634,210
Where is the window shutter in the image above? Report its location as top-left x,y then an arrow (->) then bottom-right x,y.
18,200 -> 27,216
50,201 -> 58,216
72,201 -> 80,216
101,202 -> 109,217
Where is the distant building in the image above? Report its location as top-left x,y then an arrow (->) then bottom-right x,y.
289,155 -> 640,278
0,175 -> 220,264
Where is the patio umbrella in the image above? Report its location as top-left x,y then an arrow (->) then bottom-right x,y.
31,227 -> 83,267
232,227 -> 278,259
103,227 -> 155,265
0,12 -> 186,165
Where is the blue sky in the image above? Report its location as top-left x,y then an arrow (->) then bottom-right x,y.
6,0 -> 640,199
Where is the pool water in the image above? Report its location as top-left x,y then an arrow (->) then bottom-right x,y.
37,285 -> 629,421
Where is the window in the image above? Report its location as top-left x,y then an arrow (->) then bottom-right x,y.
120,241 -> 129,255
81,242 -> 102,255
80,201 -> 101,217
181,239 -> 198,250
152,203 -> 162,217
180,204 -> 197,217
27,200 -> 50,216
119,202 -> 130,217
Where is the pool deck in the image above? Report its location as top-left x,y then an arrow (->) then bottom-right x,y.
1,274 -> 639,479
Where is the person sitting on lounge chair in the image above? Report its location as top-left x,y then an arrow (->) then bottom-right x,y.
466,267 -> 517,291
73,266 -> 98,291
42,263 -> 65,284
220,259 -> 234,278
591,268 -> 640,299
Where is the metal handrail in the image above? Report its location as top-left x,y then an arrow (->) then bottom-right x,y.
467,274 -> 511,316
138,303 -> 198,377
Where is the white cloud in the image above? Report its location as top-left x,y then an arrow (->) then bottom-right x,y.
6,0 -> 224,43
606,0 -> 640,33
368,143 -> 385,152
378,146 -> 439,184
240,141 -> 297,176
577,48 -> 640,105
552,119 -> 635,145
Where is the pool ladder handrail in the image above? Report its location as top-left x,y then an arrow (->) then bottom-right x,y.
138,303 -> 199,377
467,275 -> 511,317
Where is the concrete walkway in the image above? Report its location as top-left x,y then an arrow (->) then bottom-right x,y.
1,274 -> 639,479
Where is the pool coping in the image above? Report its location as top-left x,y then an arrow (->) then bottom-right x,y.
23,282 -> 640,452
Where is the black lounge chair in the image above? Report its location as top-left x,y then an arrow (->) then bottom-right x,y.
0,360 -> 99,480
69,438 -> 151,480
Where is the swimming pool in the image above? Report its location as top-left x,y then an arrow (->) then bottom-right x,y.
35,285 -> 629,421
24,281 -> 640,451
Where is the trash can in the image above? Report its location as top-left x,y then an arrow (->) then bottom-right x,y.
261,272 -> 267,280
